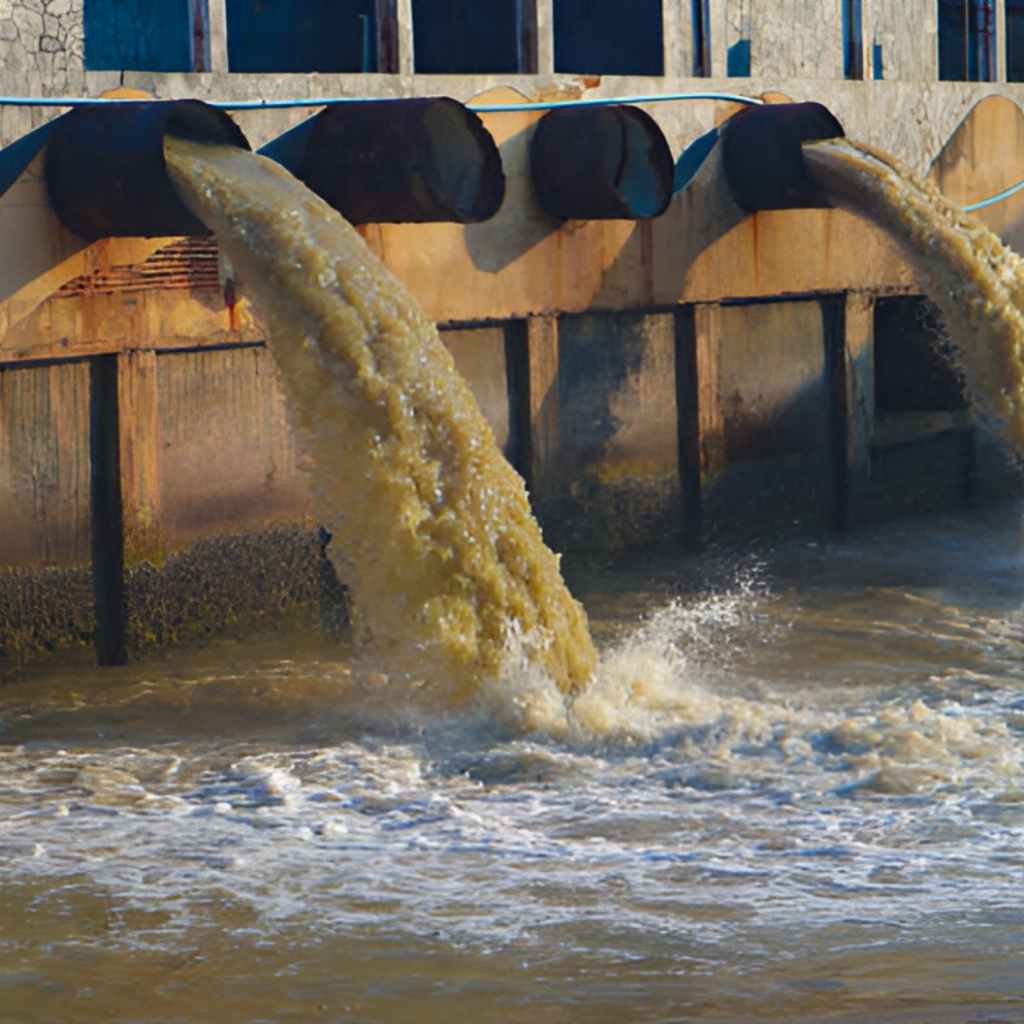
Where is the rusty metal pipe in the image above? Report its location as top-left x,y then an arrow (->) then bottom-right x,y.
719,101 -> 845,212
528,105 -> 674,221
263,97 -> 505,225
45,100 -> 250,240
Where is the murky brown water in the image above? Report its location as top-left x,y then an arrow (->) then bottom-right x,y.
4,504 -> 1024,1023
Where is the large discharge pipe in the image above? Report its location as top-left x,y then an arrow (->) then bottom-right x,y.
528,104 -> 674,220
718,101 -> 845,211
45,100 -> 251,239
261,97 -> 505,224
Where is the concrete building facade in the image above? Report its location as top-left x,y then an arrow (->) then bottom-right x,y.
2,0 -> 1024,674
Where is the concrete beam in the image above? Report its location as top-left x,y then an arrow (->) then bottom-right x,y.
207,0 -> 229,73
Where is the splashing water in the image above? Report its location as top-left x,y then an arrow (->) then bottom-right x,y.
163,136 -> 597,702
804,138 -> 1024,451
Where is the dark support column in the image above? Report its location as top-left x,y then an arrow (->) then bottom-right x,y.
518,0 -> 539,72
674,304 -> 703,553
376,0 -> 399,72
821,294 -> 849,533
503,318 -> 534,492
89,354 -> 128,666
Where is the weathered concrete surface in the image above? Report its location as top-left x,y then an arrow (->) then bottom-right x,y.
154,344 -> 311,555
733,0 -> 843,80
528,310 -> 683,559
699,299 -> 837,543
866,0 -> 938,82
0,0 -> 83,93
0,151 -> 86,308
0,358 -> 89,567
440,326 -> 510,453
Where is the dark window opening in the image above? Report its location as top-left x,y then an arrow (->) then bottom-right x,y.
84,0 -> 195,72
412,0 -> 529,74
842,0 -> 864,79
691,0 -> 711,76
874,296 -> 967,413
939,0 -> 996,81
554,0 -> 664,76
226,0 -> 378,73
1008,0 -> 1024,80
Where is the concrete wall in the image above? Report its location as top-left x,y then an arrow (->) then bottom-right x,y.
0,358 -> 89,567
867,0 -> 939,81
737,0 -> 844,80
0,0 -> 83,91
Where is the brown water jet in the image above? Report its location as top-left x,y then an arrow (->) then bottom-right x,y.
163,136 -> 597,701
805,138 -> 1024,452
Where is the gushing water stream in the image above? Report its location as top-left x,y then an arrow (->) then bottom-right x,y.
163,136 -> 596,703
805,138 -> 1024,451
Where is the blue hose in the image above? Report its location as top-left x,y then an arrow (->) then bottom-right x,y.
963,177 -> 1024,212
0,90 -> 763,111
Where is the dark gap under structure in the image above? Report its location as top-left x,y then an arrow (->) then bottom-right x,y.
503,319 -> 534,492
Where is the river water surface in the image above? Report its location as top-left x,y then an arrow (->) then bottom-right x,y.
4,504 -> 1024,1023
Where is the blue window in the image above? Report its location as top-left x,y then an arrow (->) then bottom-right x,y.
84,0 -> 194,72
691,0 -> 710,76
555,0 -> 664,77
842,0 -> 863,79
412,0 -> 524,73
1008,0 -> 1024,80
938,0 -> 996,81
226,0 -> 377,73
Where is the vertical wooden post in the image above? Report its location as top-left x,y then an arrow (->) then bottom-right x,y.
663,0 -> 692,79
526,315 -> 560,502
395,0 -> 414,74
89,354 -> 127,666
206,0 -> 229,72
996,0 -> 1008,81
535,0 -> 555,75
119,349 -> 164,570
674,305 -> 703,553
696,304 -> 723,477
844,293 -> 875,477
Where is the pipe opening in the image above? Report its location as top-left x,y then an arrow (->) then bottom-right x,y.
45,100 -> 250,241
529,105 -> 673,221
720,101 -> 845,212
269,97 -> 505,225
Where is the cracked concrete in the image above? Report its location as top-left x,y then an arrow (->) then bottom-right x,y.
0,0 -> 82,97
